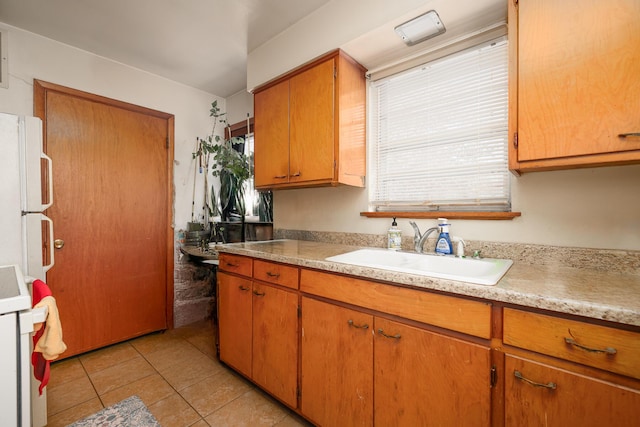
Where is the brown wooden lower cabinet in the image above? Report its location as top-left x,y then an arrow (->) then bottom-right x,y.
300,296 -> 492,426
252,281 -> 299,408
217,272 -> 252,378
301,297 -> 373,426
374,317 -> 491,426
218,255 -> 640,426
505,355 -> 640,427
217,270 -> 298,408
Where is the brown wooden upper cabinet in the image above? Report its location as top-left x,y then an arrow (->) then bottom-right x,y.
509,0 -> 640,173
253,49 -> 367,189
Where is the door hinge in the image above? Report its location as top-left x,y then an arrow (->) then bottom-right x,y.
513,132 -> 518,149
490,365 -> 498,388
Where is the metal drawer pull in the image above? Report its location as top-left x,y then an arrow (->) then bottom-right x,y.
377,329 -> 401,339
238,285 -> 250,291
225,262 -> 239,267
274,174 -> 287,179
252,290 -> 266,297
514,370 -> 557,390
290,171 -> 301,177
618,133 -> 640,138
266,271 -> 280,278
347,319 -> 369,330
564,337 -> 617,355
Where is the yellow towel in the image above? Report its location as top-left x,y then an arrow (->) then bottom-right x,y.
33,296 -> 67,361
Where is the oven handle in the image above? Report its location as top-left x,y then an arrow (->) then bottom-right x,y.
19,306 -> 48,335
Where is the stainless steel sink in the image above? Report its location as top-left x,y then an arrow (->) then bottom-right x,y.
325,248 -> 513,286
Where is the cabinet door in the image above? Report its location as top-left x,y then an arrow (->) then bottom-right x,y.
505,355 -> 640,427
217,272 -> 252,378
289,58 -> 335,184
300,297 -> 373,426
254,79 -> 290,187
517,0 -> 640,162
374,318 -> 491,426
252,282 -> 299,408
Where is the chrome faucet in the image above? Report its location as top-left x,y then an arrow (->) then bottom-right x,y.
409,221 -> 439,254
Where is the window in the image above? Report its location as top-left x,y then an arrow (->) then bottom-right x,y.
242,131 -> 262,218
227,120 -> 272,222
369,37 -> 510,213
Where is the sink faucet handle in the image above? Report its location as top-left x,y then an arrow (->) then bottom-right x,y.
409,221 -> 421,237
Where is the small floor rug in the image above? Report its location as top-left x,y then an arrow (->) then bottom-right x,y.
67,395 -> 160,427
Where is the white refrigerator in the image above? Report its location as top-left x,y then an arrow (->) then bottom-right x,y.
0,112 -> 54,427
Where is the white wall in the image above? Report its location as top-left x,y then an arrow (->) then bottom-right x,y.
247,0 -> 505,91
238,0 -> 640,251
226,89 -> 254,126
0,23 -> 222,230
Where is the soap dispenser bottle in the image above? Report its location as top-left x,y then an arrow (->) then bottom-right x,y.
435,218 -> 453,255
387,217 -> 402,250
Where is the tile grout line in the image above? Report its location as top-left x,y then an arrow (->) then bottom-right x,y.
132,331 -> 213,425
50,322 -> 238,426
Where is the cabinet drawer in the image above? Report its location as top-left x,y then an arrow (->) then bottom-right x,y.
503,308 -> 640,379
254,260 -> 299,289
505,355 -> 640,426
300,269 -> 491,339
218,254 -> 252,277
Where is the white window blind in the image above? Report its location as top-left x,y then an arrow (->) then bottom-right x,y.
370,37 -> 510,212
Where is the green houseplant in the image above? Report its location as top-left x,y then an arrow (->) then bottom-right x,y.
194,101 -> 250,223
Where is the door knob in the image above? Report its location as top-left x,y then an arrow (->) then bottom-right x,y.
54,239 -> 65,249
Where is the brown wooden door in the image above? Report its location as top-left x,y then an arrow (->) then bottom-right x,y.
217,272 -> 252,378
34,81 -> 173,358
254,79 -> 290,188
251,282 -> 298,408
517,0 -> 640,162
300,296 -> 373,426
374,318 -> 491,426
505,355 -> 640,426
289,58 -> 335,184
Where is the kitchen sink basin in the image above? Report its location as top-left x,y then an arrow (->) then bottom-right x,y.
325,248 -> 513,286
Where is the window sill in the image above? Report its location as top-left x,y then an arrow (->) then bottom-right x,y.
360,211 -> 521,220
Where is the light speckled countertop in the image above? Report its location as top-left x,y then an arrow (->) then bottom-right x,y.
216,239 -> 640,328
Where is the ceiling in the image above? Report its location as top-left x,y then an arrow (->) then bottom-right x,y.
0,0 -> 332,97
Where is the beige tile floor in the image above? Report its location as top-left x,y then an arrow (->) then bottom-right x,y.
46,320 -> 311,427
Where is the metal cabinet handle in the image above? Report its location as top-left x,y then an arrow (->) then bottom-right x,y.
618,133 -> 640,138
225,262 -> 239,267
252,290 -> 266,297
377,328 -> 401,339
514,370 -> 557,390
238,285 -> 250,291
266,271 -> 280,278
290,171 -> 301,177
564,337 -> 617,355
274,174 -> 287,179
347,319 -> 369,330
